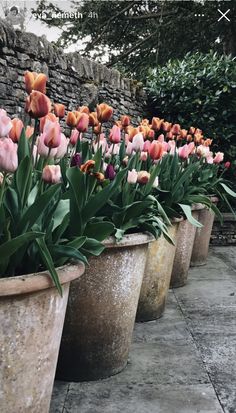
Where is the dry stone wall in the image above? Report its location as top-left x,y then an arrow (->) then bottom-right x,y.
0,18 -> 146,123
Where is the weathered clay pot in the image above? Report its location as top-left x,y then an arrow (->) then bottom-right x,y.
136,220 -> 181,322
56,233 -> 153,381
0,263 -> 84,413
170,204 -> 204,288
191,197 -> 218,266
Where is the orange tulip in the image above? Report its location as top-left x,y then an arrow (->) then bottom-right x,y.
93,123 -> 102,135
151,117 -> 163,131
140,119 -> 150,126
25,91 -> 51,118
162,121 -> 172,132
96,103 -> 113,122
204,138 -> 213,147
66,112 -> 77,128
127,126 -> 139,141
187,134 -> 193,142
180,129 -> 188,139
8,118 -> 24,142
54,103 -> 65,118
78,106 -> 90,114
25,125 -> 34,139
189,126 -> 196,135
171,124 -> 181,135
120,115 -> 130,128
89,112 -> 99,127
94,172 -> 105,182
24,71 -> 47,94
80,160 -> 95,173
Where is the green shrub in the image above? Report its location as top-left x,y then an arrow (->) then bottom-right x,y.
147,52 -> 236,180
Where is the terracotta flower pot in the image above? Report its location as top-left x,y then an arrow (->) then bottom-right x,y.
170,204 -> 204,288
191,197 -> 218,266
136,220 -> 181,322
56,233 -> 153,382
0,263 -> 84,413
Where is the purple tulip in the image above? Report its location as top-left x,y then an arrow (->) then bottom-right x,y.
71,153 -> 82,167
105,163 -> 116,180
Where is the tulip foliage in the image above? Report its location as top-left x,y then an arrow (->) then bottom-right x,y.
0,69 -> 235,291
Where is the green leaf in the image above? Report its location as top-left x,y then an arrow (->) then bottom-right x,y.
17,128 -> 30,163
15,156 -> 32,208
50,244 -> 88,265
81,237 -> 105,256
0,232 -> 44,263
220,183 -> 236,198
84,221 -> 115,241
178,204 -> 202,227
36,237 -> 63,296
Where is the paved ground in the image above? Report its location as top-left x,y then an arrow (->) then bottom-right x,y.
50,246 -> 236,413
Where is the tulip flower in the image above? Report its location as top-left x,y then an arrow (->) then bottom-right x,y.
55,134 -> 69,159
26,91 -> 51,118
94,172 -> 105,182
189,127 -> 196,135
171,124 -> 181,135
143,140 -> 151,152
40,113 -> 58,133
196,145 -> 210,158
180,129 -> 188,139
70,129 -> 80,146
127,126 -> 140,141
225,161 -> 231,169
137,171 -> 150,184
162,121 -> 172,132
147,129 -> 155,140
140,151 -> 148,161
43,119 -> 61,148
151,117 -> 163,131
139,125 -> 149,139
105,164 -> 116,180
25,125 -> 34,139
94,123 -> 102,135
97,103 -> 113,123
76,113 -> 89,133
168,140 -> 176,155
148,141 -> 164,160
54,103 -> 65,118
132,133 -> 144,152
204,139 -> 213,147
0,138 -> 18,173
206,155 -> 214,164
42,165 -> 61,184
66,111 -> 77,128
187,134 -> 193,142
120,115 -> 130,128
109,125 -> 121,144
93,134 -> 107,154
127,169 -> 138,184
126,142 -> 133,156
80,160 -> 95,173
8,118 -> 24,142
178,144 -> 190,160
24,71 -> 47,94
37,134 -> 57,159
78,106 -> 90,114
89,112 -> 99,127
213,152 -> 224,164
0,109 -> 12,138
71,153 -> 82,167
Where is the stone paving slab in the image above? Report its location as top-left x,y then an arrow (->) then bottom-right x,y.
50,247 -> 236,413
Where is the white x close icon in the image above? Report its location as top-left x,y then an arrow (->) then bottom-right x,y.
218,9 -> 230,22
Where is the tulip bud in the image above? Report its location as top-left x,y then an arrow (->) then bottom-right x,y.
8,118 -> 24,143
137,171 -> 150,184
42,165 -> 61,184
26,91 -> 51,118
54,103 -> 65,118
71,153 -> 82,167
96,103 -> 113,123
151,117 -> 163,131
171,124 -> 181,135
224,161 -> 231,169
43,120 -> 61,148
105,163 -> 116,180
24,71 -> 47,95
109,125 -> 121,144
120,115 -> 130,128
66,112 -> 77,128
89,112 -> 99,127
127,169 -> 138,184
0,138 -> 18,173
76,113 -> 89,133
70,129 -> 80,146
147,129 -> 155,140
213,152 -> 224,164
148,141 -> 164,160
132,133 -> 144,152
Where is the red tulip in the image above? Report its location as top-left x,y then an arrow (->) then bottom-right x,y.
25,91 -> 51,118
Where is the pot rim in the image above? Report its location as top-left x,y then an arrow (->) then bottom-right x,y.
191,203 -> 205,211
103,232 -> 155,249
0,262 -> 85,298
171,217 -> 184,223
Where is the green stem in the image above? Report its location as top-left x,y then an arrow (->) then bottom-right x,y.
31,118 -> 39,158
0,173 -> 6,206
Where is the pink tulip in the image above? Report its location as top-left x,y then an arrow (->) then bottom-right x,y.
196,145 -> 210,158
127,169 -> 138,184
76,113 -> 89,133
188,142 -> 195,154
206,155 -> 214,164
0,138 -> 18,172
143,140 -> 151,152
137,171 -> 150,184
55,134 -> 69,159
37,134 -> 57,158
140,151 -> 148,161
213,152 -> 224,164
132,133 -> 144,152
168,140 -> 176,155
171,124 -> 181,135
0,109 -> 12,138
109,125 -> 121,144
93,134 -> 107,154
43,119 -> 61,148
70,129 -> 80,146
126,142 -> 133,156
149,141 -> 164,160
157,134 -> 165,143
42,165 -> 62,184
178,144 -> 190,160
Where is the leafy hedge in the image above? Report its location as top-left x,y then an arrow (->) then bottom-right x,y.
147,52 -> 236,180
